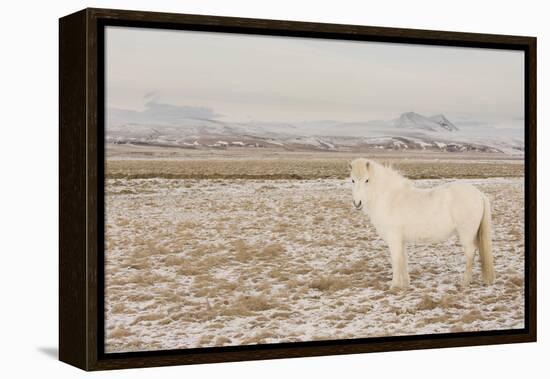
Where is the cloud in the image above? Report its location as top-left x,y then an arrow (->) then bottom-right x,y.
142,101 -> 221,120
143,91 -> 158,99
108,101 -> 222,125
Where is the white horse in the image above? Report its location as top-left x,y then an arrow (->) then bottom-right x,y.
350,158 -> 494,289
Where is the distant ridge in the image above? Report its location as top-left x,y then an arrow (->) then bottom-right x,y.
428,114 -> 459,131
106,107 -> 523,155
393,112 -> 459,132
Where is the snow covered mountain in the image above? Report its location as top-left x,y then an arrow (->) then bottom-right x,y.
392,112 -> 459,131
367,112 -> 460,132
106,109 -> 523,155
428,114 -> 459,131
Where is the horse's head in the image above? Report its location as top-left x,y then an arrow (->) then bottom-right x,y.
349,158 -> 372,211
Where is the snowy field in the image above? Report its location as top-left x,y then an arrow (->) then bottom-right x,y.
104,167 -> 525,353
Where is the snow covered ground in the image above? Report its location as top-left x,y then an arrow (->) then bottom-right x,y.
104,175 -> 525,353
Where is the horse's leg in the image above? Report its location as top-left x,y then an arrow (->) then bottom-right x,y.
388,236 -> 408,289
460,237 -> 477,286
401,242 -> 410,287
456,216 -> 480,286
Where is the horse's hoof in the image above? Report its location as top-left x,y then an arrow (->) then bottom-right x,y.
390,282 -> 408,291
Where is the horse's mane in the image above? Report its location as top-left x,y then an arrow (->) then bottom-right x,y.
372,161 -> 412,188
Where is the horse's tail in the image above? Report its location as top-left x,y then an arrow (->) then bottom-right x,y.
478,194 -> 495,285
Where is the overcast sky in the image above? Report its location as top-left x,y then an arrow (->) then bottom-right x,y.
106,26 -> 524,125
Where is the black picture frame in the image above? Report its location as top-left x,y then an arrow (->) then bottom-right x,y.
59,7 -> 537,371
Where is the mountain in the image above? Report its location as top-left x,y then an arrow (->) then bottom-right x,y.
428,114 -> 459,131
392,112 -> 459,132
106,109 -> 523,155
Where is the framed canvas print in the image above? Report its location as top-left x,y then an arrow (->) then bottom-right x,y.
59,8 -> 537,371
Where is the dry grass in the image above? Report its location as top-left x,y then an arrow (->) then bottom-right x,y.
310,276 -> 348,292
214,336 -> 232,346
461,309 -> 484,324
106,158 -> 523,180
131,313 -> 166,326
109,327 -> 132,338
236,294 -> 275,312
110,303 -> 127,314
259,243 -> 285,259
416,295 -> 439,311
241,331 -> 277,345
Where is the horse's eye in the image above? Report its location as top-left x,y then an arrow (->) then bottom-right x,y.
351,179 -> 355,183
365,179 -> 369,183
